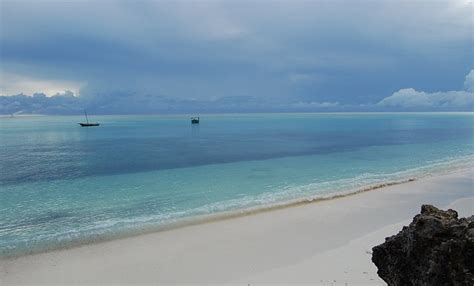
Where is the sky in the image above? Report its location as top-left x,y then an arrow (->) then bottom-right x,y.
0,0 -> 473,114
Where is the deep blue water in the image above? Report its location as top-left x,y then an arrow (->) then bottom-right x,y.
0,113 -> 473,256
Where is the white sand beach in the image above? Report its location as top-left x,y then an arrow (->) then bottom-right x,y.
1,170 -> 473,285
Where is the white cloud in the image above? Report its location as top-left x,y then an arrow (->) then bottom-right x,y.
464,70 -> 474,92
378,88 -> 473,109
377,70 -> 474,110
0,72 -> 84,97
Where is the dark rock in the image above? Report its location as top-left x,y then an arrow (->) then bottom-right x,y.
372,204 -> 474,286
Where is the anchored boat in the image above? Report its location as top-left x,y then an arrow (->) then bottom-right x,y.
79,110 -> 100,127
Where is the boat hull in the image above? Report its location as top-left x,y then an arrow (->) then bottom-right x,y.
78,123 -> 100,127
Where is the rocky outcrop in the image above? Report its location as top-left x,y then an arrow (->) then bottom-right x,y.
372,204 -> 474,286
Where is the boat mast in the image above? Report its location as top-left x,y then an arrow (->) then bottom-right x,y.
84,110 -> 89,124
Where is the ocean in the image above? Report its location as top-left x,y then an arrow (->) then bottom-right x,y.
1,113 -> 473,256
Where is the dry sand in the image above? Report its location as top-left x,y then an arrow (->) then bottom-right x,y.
1,170 -> 473,285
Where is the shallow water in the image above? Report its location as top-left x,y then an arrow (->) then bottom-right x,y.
1,113 -> 473,256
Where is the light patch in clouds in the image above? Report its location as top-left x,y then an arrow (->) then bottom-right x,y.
378,70 -> 474,110
464,70 -> 474,92
0,73 -> 84,97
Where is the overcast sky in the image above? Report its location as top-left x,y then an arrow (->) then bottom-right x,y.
0,0 -> 473,114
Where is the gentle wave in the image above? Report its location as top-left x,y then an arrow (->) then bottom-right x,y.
1,154 -> 473,258
177,154 -> 474,215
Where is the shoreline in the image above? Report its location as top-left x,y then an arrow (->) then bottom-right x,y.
1,163 -> 473,259
1,169 -> 473,284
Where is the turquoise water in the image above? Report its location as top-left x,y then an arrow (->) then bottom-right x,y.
1,113 -> 473,256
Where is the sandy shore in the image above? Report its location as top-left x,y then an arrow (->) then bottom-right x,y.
1,170 -> 473,285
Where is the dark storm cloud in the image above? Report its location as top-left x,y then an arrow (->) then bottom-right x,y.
1,0 -> 472,113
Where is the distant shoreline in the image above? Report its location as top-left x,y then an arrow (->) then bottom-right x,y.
1,111 -> 474,117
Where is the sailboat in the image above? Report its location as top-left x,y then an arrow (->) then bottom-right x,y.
78,110 -> 100,127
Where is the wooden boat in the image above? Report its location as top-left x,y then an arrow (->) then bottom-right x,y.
78,110 -> 100,127
79,122 -> 100,127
